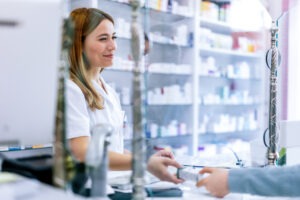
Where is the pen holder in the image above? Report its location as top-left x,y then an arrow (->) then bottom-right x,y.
85,124 -> 113,197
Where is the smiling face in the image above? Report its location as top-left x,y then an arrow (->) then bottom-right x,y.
83,19 -> 117,69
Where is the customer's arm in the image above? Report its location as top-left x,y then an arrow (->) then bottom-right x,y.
197,165 -> 300,197
228,165 -> 300,197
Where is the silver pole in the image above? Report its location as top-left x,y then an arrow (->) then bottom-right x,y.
266,21 -> 280,165
53,19 -> 75,190
130,0 -> 146,199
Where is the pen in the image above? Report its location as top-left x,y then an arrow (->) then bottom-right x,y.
0,146 -> 24,151
8,146 -> 24,151
183,164 -> 232,169
32,144 -> 53,149
0,143 -> 53,152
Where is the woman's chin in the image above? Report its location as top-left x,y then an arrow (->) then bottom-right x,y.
102,63 -> 113,68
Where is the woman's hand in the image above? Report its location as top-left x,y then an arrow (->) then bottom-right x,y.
153,149 -> 174,159
147,154 -> 183,184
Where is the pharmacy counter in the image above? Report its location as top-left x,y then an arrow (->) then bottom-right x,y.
0,172 -> 298,200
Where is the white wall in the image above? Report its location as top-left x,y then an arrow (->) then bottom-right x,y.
287,0 -> 300,120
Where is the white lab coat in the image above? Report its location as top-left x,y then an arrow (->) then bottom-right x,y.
66,76 -> 124,153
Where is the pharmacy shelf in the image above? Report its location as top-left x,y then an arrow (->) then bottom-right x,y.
104,0 -> 130,7
126,130 -> 258,155
121,104 -> 193,107
147,103 -> 192,106
200,18 -> 255,33
209,0 -> 231,3
146,134 -> 192,140
147,71 -> 191,76
105,67 -> 190,74
124,129 -> 259,153
118,35 -> 191,47
198,130 -> 260,144
103,0 -> 193,20
131,129 -> 259,143
199,75 -> 261,81
200,18 -> 232,33
152,40 -> 191,48
200,47 -> 262,58
145,135 -> 193,155
144,7 -> 193,20
200,103 -> 261,107
124,134 -> 193,154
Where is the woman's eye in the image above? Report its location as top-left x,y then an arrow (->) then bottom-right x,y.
112,36 -> 117,40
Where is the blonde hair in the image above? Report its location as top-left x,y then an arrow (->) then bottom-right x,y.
68,8 -> 114,110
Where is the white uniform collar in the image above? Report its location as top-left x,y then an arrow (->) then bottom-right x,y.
92,76 -> 110,100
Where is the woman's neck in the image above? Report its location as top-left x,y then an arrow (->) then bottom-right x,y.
88,67 -> 107,93
87,67 -> 102,81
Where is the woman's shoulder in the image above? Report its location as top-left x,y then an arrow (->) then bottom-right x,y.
67,79 -> 82,92
67,79 -> 85,99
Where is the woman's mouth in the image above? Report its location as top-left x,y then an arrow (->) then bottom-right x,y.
103,54 -> 114,59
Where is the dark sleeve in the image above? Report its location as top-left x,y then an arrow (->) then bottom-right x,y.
228,165 -> 300,197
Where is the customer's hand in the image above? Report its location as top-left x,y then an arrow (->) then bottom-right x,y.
196,167 -> 229,198
147,154 -> 183,184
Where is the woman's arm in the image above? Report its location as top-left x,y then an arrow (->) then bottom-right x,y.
109,151 -> 131,170
69,137 -> 182,183
69,136 -> 132,170
69,136 -> 89,162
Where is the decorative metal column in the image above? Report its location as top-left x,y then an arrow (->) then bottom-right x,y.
265,21 -> 280,165
53,19 -> 75,189
130,0 -> 146,199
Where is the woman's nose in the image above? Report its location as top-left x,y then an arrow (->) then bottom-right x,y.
108,39 -> 116,50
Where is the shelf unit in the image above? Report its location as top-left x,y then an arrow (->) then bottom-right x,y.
197,0 -> 266,155
143,0 -> 196,155
68,0 -> 267,156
